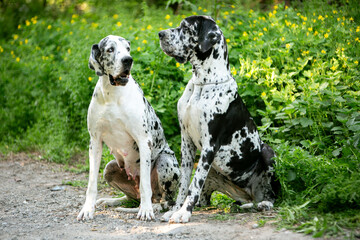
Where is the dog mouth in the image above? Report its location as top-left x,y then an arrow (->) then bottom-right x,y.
109,72 -> 129,86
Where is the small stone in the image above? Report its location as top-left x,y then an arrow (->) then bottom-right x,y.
252,223 -> 259,229
51,186 -> 65,191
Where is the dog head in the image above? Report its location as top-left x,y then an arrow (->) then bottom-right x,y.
89,35 -> 133,86
158,15 -> 222,64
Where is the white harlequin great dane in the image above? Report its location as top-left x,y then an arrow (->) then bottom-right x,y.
77,35 -> 180,221
158,16 -> 280,223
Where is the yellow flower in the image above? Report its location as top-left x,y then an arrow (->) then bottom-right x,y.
261,92 -> 266,97
308,27 -> 313,32
330,66 -> 336,71
285,6 -> 288,9
176,62 -> 180,68
321,50 -> 326,54
72,14 -> 78,19
67,49 -> 71,54
91,23 -> 99,28
59,77 -> 62,80
69,31 -> 73,35
238,21 -> 243,25
324,33 -> 329,38
243,31 -> 248,37
18,25 -> 21,29
88,77 -> 92,82
198,6 -> 202,10
71,19 -> 75,24
169,22 -> 173,27
350,17 -> 354,21
26,20 -> 31,26
203,9 -> 208,13
142,40 -> 148,44
269,12 -> 273,17
13,34 -> 19,40
355,61 -> 359,65
0,46 -> 3,53
137,47 -> 141,51
165,14 -> 170,20
263,27 -> 267,32
314,31 -> 319,36
253,60 -> 256,64
150,70 -> 154,75
16,57 -> 20,62
25,39 -> 28,44
224,11 -> 229,15
230,26 -> 234,30
231,5 -> 235,8
113,14 -> 118,19
258,32 -> 263,36
297,57 -> 300,61
274,5 -> 278,10
147,25 -> 152,30
117,22 -> 122,27
226,39 -> 230,43
286,43 -> 291,49
47,25 -> 52,30
19,41 -> 23,45
281,37 -> 285,41
231,67 -> 237,75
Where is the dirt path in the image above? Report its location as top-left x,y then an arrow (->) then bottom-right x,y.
0,153 -> 312,240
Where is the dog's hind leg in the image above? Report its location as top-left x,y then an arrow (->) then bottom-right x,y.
155,149 -> 180,204
96,160 -> 140,208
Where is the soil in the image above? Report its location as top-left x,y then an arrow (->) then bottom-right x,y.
0,153 -> 313,240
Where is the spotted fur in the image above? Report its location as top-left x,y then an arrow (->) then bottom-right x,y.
78,35 -> 180,222
159,16 -> 280,223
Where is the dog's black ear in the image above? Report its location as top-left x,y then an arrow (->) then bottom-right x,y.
88,44 -> 104,76
198,18 -> 221,53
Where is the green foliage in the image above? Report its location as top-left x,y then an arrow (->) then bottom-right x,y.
0,0 -> 359,237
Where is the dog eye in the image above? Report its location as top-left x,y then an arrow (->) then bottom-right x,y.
126,47 -> 130,52
107,47 -> 114,53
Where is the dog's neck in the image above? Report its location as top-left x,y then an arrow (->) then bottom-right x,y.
190,37 -> 231,85
95,74 -> 133,104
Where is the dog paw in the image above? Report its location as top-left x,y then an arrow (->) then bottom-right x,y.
137,205 -> 155,221
169,208 -> 192,223
160,209 -> 175,222
77,204 -> 95,221
257,201 -> 273,211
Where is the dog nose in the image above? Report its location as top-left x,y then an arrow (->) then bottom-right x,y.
122,56 -> 133,66
158,31 -> 165,40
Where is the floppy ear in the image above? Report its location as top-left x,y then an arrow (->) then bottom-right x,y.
198,19 -> 221,53
88,44 -> 104,76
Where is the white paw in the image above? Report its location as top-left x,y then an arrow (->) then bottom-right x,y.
137,205 -> 155,221
161,209 -> 176,222
169,208 -> 192,223
77,203 -> 95,221
257,201 -> 273,211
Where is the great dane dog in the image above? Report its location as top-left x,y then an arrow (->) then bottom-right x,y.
77,35 -> 180,221
158,16 -> 280,223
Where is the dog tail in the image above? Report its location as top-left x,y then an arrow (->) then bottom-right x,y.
115,207 -> 139,213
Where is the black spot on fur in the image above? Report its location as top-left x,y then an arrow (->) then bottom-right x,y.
213,48 -> 219,59
208,93 -> 257,152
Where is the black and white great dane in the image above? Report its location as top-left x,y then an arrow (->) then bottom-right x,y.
158,16 -> 280,223
77,35 -> 180,221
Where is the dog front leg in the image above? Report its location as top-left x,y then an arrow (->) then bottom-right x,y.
136,139 -> 154,221
169,148 -> 214,223
161,133 -> 196,222
77,137 -> 103,220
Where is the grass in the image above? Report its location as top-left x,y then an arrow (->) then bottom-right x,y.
0,0 -> 359,238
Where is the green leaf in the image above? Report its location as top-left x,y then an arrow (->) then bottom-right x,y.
299,117 -> 314,127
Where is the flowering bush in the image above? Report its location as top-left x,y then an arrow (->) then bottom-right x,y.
0,0 -> 359,237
